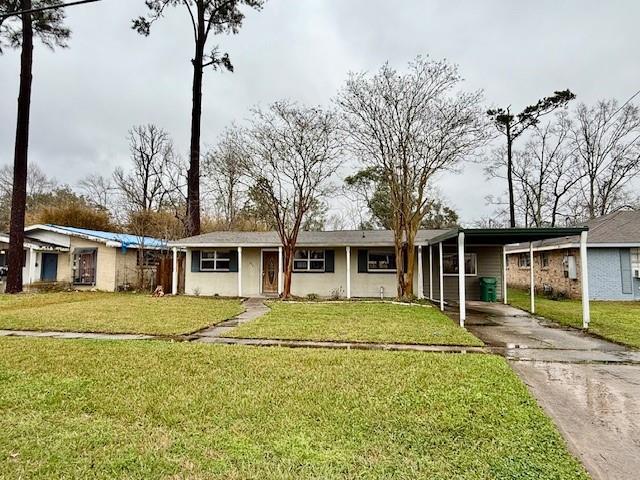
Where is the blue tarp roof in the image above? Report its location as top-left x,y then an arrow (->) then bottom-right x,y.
47,225 -> 167,249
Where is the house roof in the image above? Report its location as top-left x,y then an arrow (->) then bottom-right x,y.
0,233 -> 70,252
25,225 -> 167,250
506,210 -> 640,253
170,229 -> 447,247
170,226 -> 588,248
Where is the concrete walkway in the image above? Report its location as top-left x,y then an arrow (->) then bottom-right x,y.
463,302 -> 640,480
194,297 -> 270,338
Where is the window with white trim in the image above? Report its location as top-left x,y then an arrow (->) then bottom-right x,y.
631,248 -> 640,277
200,250 -> 231,271
540,252 -> 550,269
518,253 -> 530,268
293,249 -> 325,272
443,252 -> 477,276
367,250 -> 396,272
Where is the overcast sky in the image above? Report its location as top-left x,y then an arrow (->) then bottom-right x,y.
1,0 -> 639,224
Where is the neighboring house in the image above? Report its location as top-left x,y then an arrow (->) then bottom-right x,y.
169,227 -> 586,311
0,225 -> 166,292
506,211 -> 640,301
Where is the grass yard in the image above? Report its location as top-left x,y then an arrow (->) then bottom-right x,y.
0,292 -> 243,336
0,338 -> 587,479
509,288 -> 640,348
226,301 -> 483,346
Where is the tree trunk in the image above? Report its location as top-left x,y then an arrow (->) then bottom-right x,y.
282,244 -> 294,298
186,9 -> 205,236
506,123 -> 516,228
403,231 -> 417,298
6,1 -> 33,294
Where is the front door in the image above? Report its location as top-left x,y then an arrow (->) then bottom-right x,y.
262,251 -> 278,294
41,253 -> 58,282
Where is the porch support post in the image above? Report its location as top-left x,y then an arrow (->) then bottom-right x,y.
439,242 -> 444,311
502,245 -> 508,305
458,232 -> 466,327
171,247 -> 178,295
237,247 -> 243,297
28,247 -> 36,285
580,231 -> 590,329
529,242 -> 535,314
417,245 -> 424,299
345,246 -> 351,299
429,245 -> 433,300
277,246 -> 283,295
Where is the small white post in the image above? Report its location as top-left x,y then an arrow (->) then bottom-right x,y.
417,245 -> 424,299
171,247 -> 178,295
28,247 -> 36,285
429,245 -> 433,300
277,246 -> 283,295
345,246 -> 351,299
439,242 -> 444,311
502,245 -> 508,305
458,232 -> 466,327
530,242 -> 535,314
580,231 -> 590,329
237,246 -> 243,297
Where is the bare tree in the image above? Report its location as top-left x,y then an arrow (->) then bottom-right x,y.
78,173 -> 115,211
337,56 -> 490,298
487,89 -> 575,227
114,124 -> 175,212
570,100 -> 640,218
485,113 -> 583,227
132,0 -> 264,237
203,127 -> 246,229
241,101 -> 343,298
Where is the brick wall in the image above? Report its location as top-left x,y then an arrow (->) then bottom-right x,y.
506,248 -> 582,299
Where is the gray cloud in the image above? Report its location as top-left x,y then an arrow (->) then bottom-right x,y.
1,0 -> 639,223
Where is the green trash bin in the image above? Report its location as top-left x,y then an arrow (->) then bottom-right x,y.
479,277 -> 497,302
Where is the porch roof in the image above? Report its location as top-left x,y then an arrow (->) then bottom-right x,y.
427,227 -> 589,246
0,233 -> 70,252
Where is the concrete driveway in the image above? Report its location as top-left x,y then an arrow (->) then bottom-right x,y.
463,302 -> 640,480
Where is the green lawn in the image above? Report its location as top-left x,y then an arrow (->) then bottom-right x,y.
0,292 -> 243,336
508,288 -> 640,348
226,301 -> 482,346
0,338 -> 587,479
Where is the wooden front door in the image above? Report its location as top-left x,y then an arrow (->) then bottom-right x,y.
262,251 -> 278,294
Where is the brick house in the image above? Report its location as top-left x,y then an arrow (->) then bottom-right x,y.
507,211 -> 640,300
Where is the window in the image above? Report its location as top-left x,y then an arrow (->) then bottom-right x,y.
200,250 -> 231,272
443,252 -> 477,276
631,248 -> 640,277
73,249 -> 97,285
518,253 -> 530,268
293,249 -> 325,272
540,252 -> 550,269
367,250 -> 396,272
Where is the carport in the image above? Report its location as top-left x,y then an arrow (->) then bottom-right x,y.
422,227 -> 590,329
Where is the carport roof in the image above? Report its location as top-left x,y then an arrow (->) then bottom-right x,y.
427,227 -> 589,246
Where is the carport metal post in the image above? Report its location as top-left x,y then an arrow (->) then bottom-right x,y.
346,246 -> 351,299
417,245 -> 424,299
502,245 -> 508,305
429,245 -> 433,300
277,246 -> 283,295
237,247 -> 243,297
580,231 -> 591,329
171,247 -> 178,295
438,242 -> 444,311
529,242 -> 535,314
458,232 -> 466,327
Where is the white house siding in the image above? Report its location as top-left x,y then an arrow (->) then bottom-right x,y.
184,246 -> 421,298
423,246 -> 504,302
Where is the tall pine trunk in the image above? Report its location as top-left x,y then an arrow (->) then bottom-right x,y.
186,8 -> 205,236
506,122 -> 516,228
6,0 -> 33,294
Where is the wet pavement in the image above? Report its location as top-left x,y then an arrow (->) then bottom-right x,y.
462,302 -> 640,480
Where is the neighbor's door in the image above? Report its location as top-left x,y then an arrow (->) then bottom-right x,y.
262,251 -> 278,294
41,253 -> 58,282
